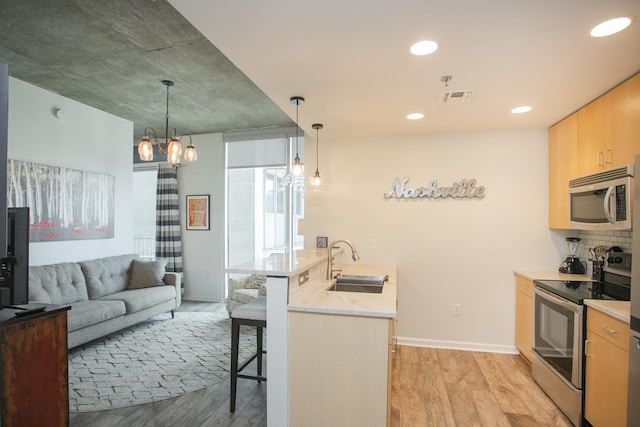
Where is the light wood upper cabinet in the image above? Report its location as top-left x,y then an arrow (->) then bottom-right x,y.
514,276 -> 534,363
606,73 -> 640,169
548,113 -> 577,229
577,96 -> 607,175
576,73 -> 640,175
584,307 -> 630,427
548,73 -> 640,229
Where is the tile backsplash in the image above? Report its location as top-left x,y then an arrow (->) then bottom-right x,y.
578,230 -> 633,255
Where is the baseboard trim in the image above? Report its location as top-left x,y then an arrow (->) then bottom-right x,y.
181,294 -> 221,303
395,336 -> 519,355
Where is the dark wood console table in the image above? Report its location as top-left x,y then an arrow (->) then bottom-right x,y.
0,304 -> 70,427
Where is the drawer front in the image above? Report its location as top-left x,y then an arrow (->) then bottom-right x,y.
587,307 -> 630,351
516,276 -> 533,298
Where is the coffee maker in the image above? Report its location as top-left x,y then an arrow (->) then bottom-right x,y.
559,237 -> 586,274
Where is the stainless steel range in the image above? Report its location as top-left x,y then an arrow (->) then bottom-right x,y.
532,253 -> 631,427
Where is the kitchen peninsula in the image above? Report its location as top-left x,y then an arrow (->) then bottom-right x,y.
227,249 -> 397,427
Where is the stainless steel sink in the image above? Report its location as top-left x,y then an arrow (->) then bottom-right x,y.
328,274 -> 386,293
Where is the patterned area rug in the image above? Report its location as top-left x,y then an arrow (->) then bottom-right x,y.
68,311 -> 259,411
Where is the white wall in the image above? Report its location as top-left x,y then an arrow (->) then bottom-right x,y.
304,129 -> 568,351
7,78 -> 134,265
178,132 -> 225,302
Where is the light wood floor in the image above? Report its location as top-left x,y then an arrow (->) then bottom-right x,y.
70,301 -> 571,427
389,346 -> 571,427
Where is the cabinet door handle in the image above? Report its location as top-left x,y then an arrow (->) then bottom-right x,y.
605,149 -> 612,165
585,339 -> 593,357
597,151 -> 604,166
602,325 -> 619,335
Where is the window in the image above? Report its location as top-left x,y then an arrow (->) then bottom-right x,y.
225,129 -> 304,274
132,167 -> 157,258
265,173 -> 275,214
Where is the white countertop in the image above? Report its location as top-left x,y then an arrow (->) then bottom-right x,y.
585,300 -> 631,323
514,270 -> 594,282
226,248 -> 330,277
288,264 -> 397,319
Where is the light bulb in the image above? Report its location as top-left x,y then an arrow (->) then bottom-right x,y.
137,137 -> 154,161
292,155 -> 304,176
168,151 -> 181,166
184,144 -> 197,162
313,170 -> 321,186
167,138 -> 182,156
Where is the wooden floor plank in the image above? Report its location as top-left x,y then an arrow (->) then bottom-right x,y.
473,352 -> 531,417
491,353 -> 572,426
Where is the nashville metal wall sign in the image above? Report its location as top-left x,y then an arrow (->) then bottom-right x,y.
384,177 -> 486,199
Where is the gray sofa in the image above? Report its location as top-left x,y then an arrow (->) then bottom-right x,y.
28,254 -> 181,348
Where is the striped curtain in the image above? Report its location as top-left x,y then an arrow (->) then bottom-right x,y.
156,163 -> 183,273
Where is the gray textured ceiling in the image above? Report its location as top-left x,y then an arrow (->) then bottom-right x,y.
0,0 -> 294,143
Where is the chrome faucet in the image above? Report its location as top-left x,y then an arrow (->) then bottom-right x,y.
326,239 -> 361,280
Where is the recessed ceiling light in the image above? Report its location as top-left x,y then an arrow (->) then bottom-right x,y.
590,17 -> 632,37
410,40 -> 438,56
407,113 -> 424,120
511,106 -> 532,114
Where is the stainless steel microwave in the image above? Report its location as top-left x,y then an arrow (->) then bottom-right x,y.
568,165 -> 634,230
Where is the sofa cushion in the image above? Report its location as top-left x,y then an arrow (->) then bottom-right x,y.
81,254 -> 138,299
128,258 -> 168,289
67,299 -> 126,332
99,285 -> 176,314
29,262 -> 89,304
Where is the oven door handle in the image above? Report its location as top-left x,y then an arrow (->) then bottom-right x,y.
534,286 -> 580,312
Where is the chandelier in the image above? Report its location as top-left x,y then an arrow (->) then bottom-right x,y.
137,79 -> 197,166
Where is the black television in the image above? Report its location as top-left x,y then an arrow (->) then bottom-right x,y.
0,63 -> 9,307
0,207 -> 30,306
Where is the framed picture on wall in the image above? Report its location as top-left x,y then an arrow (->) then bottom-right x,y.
186,195 -> 210,230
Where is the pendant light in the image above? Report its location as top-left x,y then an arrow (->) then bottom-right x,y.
137,80 -> 197,166
290,96 -> 304,175
312,123 -> 323,186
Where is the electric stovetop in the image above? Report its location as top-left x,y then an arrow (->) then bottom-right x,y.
533,279 -> 630,304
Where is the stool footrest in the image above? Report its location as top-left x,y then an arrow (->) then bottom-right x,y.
237,373 -> 267,382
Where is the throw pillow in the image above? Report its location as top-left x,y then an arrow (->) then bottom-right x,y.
128,258 -> 168,289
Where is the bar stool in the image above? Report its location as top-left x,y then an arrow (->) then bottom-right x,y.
230,296 -> 266,413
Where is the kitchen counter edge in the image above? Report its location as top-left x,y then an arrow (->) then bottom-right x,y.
514,270 -> 593,282
226,248 -> 334,277
585,299 -> 631,323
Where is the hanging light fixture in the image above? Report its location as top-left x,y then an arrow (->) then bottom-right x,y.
312,123 -> 323,186
137,79 -> 197,166
290,96 -> 305,175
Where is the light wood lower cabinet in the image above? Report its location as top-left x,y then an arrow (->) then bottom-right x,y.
584,307 -> 630,427
514,276 -> 533,363
289,311 -> 392,427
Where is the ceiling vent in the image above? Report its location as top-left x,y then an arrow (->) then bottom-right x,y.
439,90 -> 475,104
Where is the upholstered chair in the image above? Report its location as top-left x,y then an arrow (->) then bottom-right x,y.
225,274 -> 267,316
